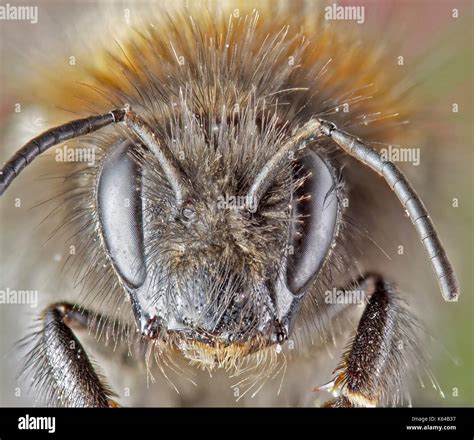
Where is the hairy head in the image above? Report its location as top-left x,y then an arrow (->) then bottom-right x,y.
95,99 -> 339,367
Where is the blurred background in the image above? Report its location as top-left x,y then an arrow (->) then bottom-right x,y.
0,0 -> 472,406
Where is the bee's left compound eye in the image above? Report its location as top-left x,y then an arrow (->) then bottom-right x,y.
285,150 -> 339,295
97,141 -> 146,288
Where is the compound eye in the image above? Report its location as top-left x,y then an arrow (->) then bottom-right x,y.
286,150 -> 338,295
97,141 -> 146,288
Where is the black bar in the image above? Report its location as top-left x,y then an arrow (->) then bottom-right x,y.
0,407 -> 472,436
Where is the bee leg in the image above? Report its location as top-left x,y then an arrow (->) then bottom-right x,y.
21,302 -> 120,407
317,274 -> 416,407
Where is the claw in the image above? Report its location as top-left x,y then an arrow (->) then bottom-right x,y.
314,370 -> 346,397
313,378 -> 337,395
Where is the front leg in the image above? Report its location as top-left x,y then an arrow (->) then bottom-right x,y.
318,274 -> 419,407
21,302 -> 120,407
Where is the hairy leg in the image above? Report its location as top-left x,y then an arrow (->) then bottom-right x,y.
21,302 -> 123,407
318,274 -> 418,407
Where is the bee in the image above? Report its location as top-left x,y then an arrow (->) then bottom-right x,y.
0,0 -> 462,407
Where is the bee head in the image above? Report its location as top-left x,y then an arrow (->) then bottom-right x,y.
96,110 -> 339,365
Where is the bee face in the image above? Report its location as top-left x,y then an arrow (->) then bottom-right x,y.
96,110 -> 339,356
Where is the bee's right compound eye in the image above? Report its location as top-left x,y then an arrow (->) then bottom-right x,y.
97,141 -> 146,288
285,150 -> 339,295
